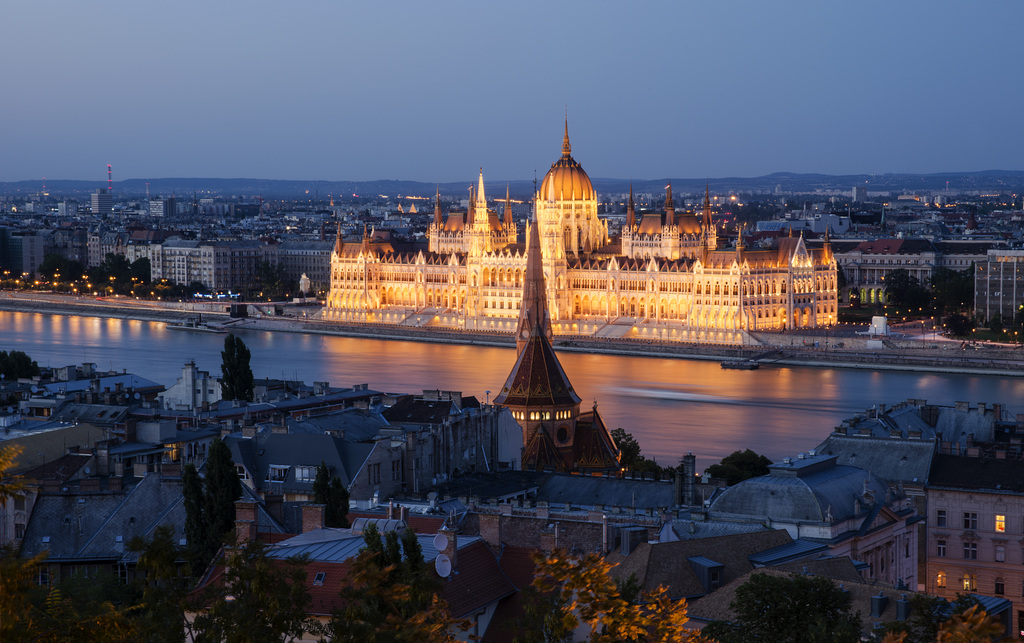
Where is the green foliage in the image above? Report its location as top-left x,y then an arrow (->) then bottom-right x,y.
38,253 -> 84,282
0,349 -> 40,380
611,428 -> 672,478
327,523 -> 460,642
182,440 -> 242,577
129,525 -> 188,643
188,538 -> 317,643
945,313 -> 975,338
707,449 -> 772,486
514,549 -> 706,643
313,461 -> 351,528
884,269 -> 930,312
220,334 -> 254,402
930,266 -> 974,314
703,573 -> 861,643
182,463 -> 207,576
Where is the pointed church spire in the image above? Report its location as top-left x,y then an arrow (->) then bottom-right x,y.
504,185 -> 514,227
433,186 -> 442,227
467,185 -> 475,226
514,207 -> 553,356
561,117 -> 571,157
333,222 -> 343,255
476,168 -> 487,213
702,184 -> 714,260
626,184 -> 635,229
664,182 -> 675,227
360,223 -> 370,255
736,223 -> 745,254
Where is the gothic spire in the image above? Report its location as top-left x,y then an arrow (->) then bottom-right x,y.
360,223 -> 370,255
665,182 -> 675,227
476,168 -> 487,214
626,184 -> 635,229
433,186 -> 442,227
467,184 -> 475,226
514,208 -> 552,356
504,185 -> 514,227
561,117 -> 571,157
333,222 -> 343,255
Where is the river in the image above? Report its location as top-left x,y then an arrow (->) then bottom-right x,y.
4,310 -> 1022,468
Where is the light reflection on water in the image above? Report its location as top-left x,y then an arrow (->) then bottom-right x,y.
4,310 -> 1022,467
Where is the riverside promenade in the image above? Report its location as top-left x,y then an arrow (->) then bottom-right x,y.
2,291 -> 1022,377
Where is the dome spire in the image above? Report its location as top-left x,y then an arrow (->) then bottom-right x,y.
562,116 -> 571,157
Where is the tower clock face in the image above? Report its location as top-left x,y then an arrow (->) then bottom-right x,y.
522,329 -> 530,339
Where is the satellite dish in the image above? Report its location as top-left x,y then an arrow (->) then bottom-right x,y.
30,385 -> 38,393
84,467 -> 91,475
433,533 -> 447,551
133,392 -> 140,400
434,553 -> 452,578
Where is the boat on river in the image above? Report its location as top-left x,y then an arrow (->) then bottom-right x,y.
166,317 -> 227,334
720,359 -> 759,370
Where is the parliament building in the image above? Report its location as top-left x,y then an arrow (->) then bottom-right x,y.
324,122 -> 838,344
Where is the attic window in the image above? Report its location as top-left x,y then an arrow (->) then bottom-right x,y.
42,536 -> 50,543
313,572 -> 326,586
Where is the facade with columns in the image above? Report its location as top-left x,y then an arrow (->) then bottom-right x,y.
324,123 -> 839,344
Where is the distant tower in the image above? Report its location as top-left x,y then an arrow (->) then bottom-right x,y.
852,185 -> 867,202
107,164 -> 113,194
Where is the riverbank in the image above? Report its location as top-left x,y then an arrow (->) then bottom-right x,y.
2,291 -> 1022,376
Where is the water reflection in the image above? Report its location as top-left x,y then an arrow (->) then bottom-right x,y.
4,311 -> 1022,466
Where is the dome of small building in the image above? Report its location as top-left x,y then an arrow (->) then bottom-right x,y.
539,121 -> 595,203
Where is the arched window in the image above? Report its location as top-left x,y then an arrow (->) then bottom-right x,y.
962,573 -> 976,591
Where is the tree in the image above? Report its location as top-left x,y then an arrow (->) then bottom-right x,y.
707,449 -> 772,486
313,462 -> 350,528
129,525 -> 188,643
611,428 -> 672,478
182,440 -> 242,577
0,350 -> 40,381
703,573 -> 861,643
884,269 -> 929,312
221,334 -> 254,401
514,548 -> 706,643
188,538 -> 317,643
931,266 -> 974,314
945,313 -> 975,338
327,523 -> 465,642
182,463 -> 207,576
204,438 -> 243,559
130,256 -> 151,284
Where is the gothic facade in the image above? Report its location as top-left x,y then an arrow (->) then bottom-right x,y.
324,122 -> 839,344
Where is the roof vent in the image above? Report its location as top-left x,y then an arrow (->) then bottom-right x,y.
783,457 -> 792,464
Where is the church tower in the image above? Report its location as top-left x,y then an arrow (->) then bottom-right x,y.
495,209 -> 619,473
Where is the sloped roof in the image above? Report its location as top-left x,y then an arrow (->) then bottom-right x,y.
607,529 -> 794,599
382,396 -> 458,425
225,433 -> 375,491
493,334 -> 580,408
928,454 -> 1024,492
536,473 -> 674,510
815,435 -> 935,486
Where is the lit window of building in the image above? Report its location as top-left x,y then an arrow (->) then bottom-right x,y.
996,514 -> 1006,532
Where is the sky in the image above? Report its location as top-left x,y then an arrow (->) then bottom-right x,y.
3,1 -> 1023,183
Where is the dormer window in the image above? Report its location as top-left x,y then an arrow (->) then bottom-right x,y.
313,572 -> 326,586
267,465 -> 288,482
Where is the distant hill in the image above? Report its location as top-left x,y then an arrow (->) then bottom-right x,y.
4,170 -> 1024,200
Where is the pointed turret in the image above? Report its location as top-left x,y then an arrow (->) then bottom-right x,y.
333,222 -> 343,255
360,223 -> 370,256
664,182 -> 675,227
701,185 -> 714,260
504,185 -> 514,227
433,186 -> 442,227
476,168 -> 487,215
561,117 -> 571,157
467,185 -> 475,226
736,223 -> 745,254
626,184 -> 635,229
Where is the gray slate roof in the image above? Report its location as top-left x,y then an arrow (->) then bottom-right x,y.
536,474 -> 676,510
226,432 -> 375,492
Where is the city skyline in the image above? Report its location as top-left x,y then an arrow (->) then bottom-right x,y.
5,1 -> 1024,183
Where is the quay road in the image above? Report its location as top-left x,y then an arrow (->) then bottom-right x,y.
3,294 -> 1022,466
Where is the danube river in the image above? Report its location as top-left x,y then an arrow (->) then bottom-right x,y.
5,311 -> 1023,467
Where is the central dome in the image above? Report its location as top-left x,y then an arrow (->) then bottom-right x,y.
539,121 -> 595,202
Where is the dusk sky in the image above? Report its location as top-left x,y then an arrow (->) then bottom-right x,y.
5,1 -> 1023,183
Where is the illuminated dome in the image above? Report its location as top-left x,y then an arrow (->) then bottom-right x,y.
540,121 -> 595,202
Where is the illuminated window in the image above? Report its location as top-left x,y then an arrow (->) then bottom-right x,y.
936,571 -> 946,588
996,514 -> 1006,532
963,573 -> 976,591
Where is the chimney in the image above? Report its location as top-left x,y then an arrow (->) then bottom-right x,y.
235,500 -> 257,523
682,453 -> 696,506
870,593 -> 889,618
302,504 -> 326,533
264,493 -> 284,524
399,505 -> 409,523
478,513 -> 502,553
539,524 -> 558,554
896,594 -> 911,621
439,525 -> 458,572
